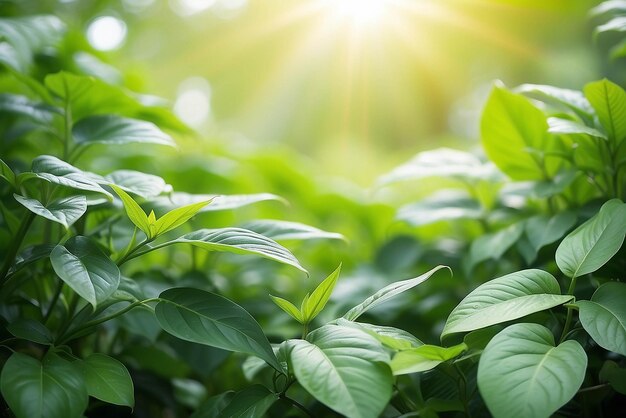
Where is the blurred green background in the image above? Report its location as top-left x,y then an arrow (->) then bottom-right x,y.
0,0 -> 605,184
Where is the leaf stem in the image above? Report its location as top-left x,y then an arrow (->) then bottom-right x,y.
43,280 -> 64,324
559,275 -> 578,344
0,211 -> 35,284
279,394 -> 314,418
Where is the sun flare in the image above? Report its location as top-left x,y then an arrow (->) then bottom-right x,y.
329,0 -> 388,26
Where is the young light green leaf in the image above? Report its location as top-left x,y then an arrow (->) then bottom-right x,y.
14,194 -> 86,229
6,319 -> 53,345
442,269 -> 572,338
547,117 -> 608,139
556,199 -> 626,278
584,79 -> 626,146
269,295 -> 303,323
155,288 -> 282,372
148,228 -> 307,273
105,170 -> 167,199
481,85 -> 558,180
575,282 -> 626,356
303,264 -> 341,322
50,236 -> 121,308
73,114 -> 176,148
515,83 -> 594,122
342,265 -> 449,321
81,354 -> 134,408
391,343 -> 467,375
469,222 -> 524,268
0,158 -> 16,187
477,323 -> 587,418
0,352 -> 88,418
239,219 -> 344,241
151,192 -> 284,213
152,198 -> 214,236
286,325 -> 392,418
110,184 -> 151,237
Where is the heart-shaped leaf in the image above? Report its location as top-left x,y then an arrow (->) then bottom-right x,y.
343,265 -> 449,321
575,282 -> 626,356
556,199 -> 626,278
442,269 -> 572,338
477,323 -> 587,418
73,114 -> 175,148
50,236 -> 120,308
155,288 -> 282,372
14,194 -> 86,229
81,354 -> 134,407
0,352 -> 88,418
287,325 -> 392,418
149,228 -> 307,273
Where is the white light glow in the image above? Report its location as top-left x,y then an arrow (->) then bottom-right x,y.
174,77 -> 212,128
169,0 -> 217,17
86,16 -> 127,51
331,0 -> 387,26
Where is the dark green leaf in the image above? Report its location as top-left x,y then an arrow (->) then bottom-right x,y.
287,325 -> 392,418
6,319 -> 53,345
14,194 -> 86,229
155,288 -> 282,372
210,385 -> 277,418
556,199 -> 626,278
0,352 -> 88,418
477,323 -> 587,418
81,354 -> 134,407
575,282 -> 626,356
442,269 -> 572,338
50,236 -> 121,308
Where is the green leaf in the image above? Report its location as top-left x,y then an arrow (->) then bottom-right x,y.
525,211 -> 577,254
191,386 -> 277,418
0,93 -> 60,124
547,117 -> 608,139
442,269 -> 572,338
335,319 -> 423,350
343,265 -> 449,321
477,323 -> 587,418
50,236 -> 121,308
555,199 -> 626,278
590,1 -> 626,18
155,288 -> 282,372
152,192 -> 284,213
575,282 -> 626,356
269,295 -> 303,323
0,352 -> 88,418
378,148 -> 500,185
600,361 -> 626,395
391,343 -> 467,375
584,79 -> 626,146
303,264 -> 341,322
19,155 -> 112,198
515,83 -> 594,122
73,114 -> 176,148
105,170 -> 167,199
481,85 -> 558,180
81,354 -> 134,408
151,228 -> 307,273
469,222 -> 524,268
110,184 -> 151,237
397,191 -> 484,227
594,16 -> 626,38
6,319 -> 53,345
240,219 -> 344,241
287,325 -> 392,418
152,198 -> 214,237
14,194 -> 86,229
0,158 -> 16,187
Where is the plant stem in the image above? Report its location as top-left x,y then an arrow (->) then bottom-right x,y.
116,237 -> 153,266
44,280 -> 64,324
0,211 -> 35,285
279,394 -> 314,418
559,275 -> 578,344
302,322 -> 309,340
57,298 -> 159,344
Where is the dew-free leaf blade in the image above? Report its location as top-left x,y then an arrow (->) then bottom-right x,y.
269,295 -> 303,323
555,199 -> 626,278
0,352 -> 88,418
14,194 -> 86,229
287,325 -> 392,418
442,269 -> 572,338
155,288 -> 282,372
81,354 -> 134,408
153,198 -> 213,237
73,114 -> 175,148
303,264 -> 341,322
575,282 -> 626,356
477,323 -> 587,418
105,170 -> 167,199
110,184 -> 151,237
50,236 -> 121,308
584,79 -> 626,146
240,219 -> 344,241
343,265 -> 449,321
391,343 -> 467,375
